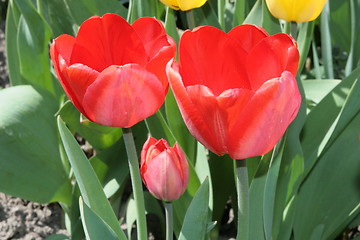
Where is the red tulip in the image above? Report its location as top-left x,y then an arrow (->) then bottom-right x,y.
167,25 -> 301,159
50,14 -> 176,128
140,137 -> 189,201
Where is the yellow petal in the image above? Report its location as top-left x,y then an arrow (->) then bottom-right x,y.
265,0 -> 327,23
160,0 -> 180,10
178,0 -> 208,11
159,0 -> 207,11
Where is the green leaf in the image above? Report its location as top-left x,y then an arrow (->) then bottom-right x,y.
145,110 -> 176,146
190,2 -> 221,28
297,21 -> 315,74
294,112 -> 360,240
263,141 -> 285,240
14,0 -> 58,95
39,0 -> 76,36
165,7 -> 180,44
301,67 -> 360,175
57,117 -> 126,239
64,0 -> 127,26
243,0 -> 281,35
79,198 -> 119,240
5,1 -> 24,86
89,139 -> 129,198
248,153 -> 272,240
44,234 -> 70,240
178,178 -> 210,240
58,101 -> 122,150
126,192 -> 166,238
208,153 -> 236,227
0,86 -> 71,204
325,77 -> 360,151
303,80 -> 341,105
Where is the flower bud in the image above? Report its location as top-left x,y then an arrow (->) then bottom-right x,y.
140,137 -> 189,201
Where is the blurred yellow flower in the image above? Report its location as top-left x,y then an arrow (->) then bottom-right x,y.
160,0 -> 207,11
265,0 -> 327,23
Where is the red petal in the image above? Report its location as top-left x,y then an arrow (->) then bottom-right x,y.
246,33 -> 299,90
82,64 -> 165,128
50,34 -> 75,65
132,17 -> 172,59
167,62 -> 226,155
50,35 -> 85,110
228,24 -> 268,54
179,26 -> 250,96
62,63 -> 99,104
70,14 -> 147,72
228,71 -> 301,159
217,88 -> 254,132
132,18 -> 176,90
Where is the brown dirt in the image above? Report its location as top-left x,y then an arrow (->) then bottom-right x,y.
0,193 -> 67,240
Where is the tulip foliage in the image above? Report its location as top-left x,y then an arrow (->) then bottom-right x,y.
1,0 -> 360,240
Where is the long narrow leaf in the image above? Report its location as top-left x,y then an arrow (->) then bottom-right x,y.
57,117 -> 126,240
178,178 -> 210,240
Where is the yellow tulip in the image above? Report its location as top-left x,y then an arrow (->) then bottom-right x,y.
265,0 -> 328,23
160,0 -> 207,11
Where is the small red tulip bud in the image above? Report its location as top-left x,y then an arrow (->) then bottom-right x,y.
140,137 -> 189,202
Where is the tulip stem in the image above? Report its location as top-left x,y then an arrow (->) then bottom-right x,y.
235,159 -> 249,240
284,21 -> 298,39
186,10 -> 196,30
122,128 -> 148,240
164,202 -> 173,240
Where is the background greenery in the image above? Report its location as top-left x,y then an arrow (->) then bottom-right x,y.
0,0 -> 359,239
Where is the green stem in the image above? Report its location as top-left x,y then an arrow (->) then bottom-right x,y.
164,202 -> 173,240
284,21 -> 297,39
284,21 -> 291,35
312,40 -> 322,79
235,160 -> 249,240
345,0 -> 355,76
186,10 -> 196,30
218,0 -> 225,30
122,128 -> 147,240
320,1 -> 334,79
290,22 -> 298,39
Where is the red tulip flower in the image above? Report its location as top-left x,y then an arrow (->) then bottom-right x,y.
167,25 -> 301,159
140,137 -> 189,202
50,14 -> 176,128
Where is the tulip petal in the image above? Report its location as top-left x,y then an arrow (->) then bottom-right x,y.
140,137 -> 158,167
62,63 -> 99,104
179,26 -> 250,96
82,64 -> 165,128
132,17 -> 171,60
159,0 -> 180,10
70,14 -> 147,72
177,0 -> 208,11
132,18 -> 176,90
217,88 -> 254,131
173,143 -> 189,187
168,62 -> 227,155
246,33 -> 299,90
50,35 -> 83,111
265,0 -> 327,23
50,34 -> 75,65
228,24 -> 268,54
186,85 -> 229,154
228,71 -> 301,159
143,150 -> 184,201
